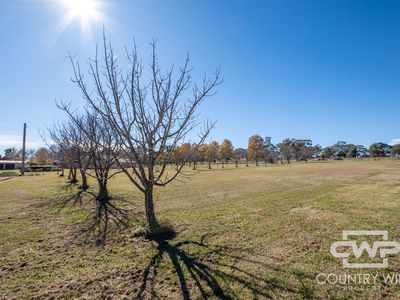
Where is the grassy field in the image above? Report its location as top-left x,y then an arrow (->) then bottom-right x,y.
0,170 -> 20,177
1,160 -> 400,299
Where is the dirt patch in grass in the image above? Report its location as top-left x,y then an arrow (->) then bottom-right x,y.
290,206 -> 344,221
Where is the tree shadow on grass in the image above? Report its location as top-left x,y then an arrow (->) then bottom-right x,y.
77,196 -> 144,245
136,234 -> 316,299
35,182 -> 96,209
36,182 -> 144,245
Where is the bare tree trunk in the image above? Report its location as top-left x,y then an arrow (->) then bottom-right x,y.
96,180 -> 109,201
73,168 -> 78,182
79,169 -> 89,190
256,159 -> 259,166
144,186 -> 158,231
69,168 -> 78,183
221,160 -> 224,168
68,168 -> 72,179
192,162 -> 196,170
208,161 -> 212,169
235,159 -> 238,167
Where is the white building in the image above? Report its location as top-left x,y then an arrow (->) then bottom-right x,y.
0,160 -> 23,170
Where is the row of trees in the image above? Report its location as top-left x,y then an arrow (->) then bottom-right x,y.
321,141 -> 399,158
5,139 -> 397,168
1,147 -> 52,164
172,139 -> 233,169
3,138 -> 397,176
171,138 -> 400,169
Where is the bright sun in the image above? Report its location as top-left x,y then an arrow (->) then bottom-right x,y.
44,0 -> 108,47
67,0 -> 101,23
56,0 -> 106,38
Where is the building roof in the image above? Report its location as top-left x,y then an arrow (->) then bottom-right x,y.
0,160 -> 22,164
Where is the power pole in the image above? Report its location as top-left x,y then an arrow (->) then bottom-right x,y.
21,123 -> 26,176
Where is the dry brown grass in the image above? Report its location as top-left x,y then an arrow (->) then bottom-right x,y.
1,159 -> 400,299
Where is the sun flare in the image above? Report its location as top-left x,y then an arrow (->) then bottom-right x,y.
67,0 -> 102,23
47,0 -> 107,45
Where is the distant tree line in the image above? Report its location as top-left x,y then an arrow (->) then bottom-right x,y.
3,139 -> 399,169
0,147 -> 52,164
166,138 -> 400,169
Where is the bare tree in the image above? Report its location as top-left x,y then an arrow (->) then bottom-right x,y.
80,111 -> 128,240
49,112 -> 128,241
48,120 -> 90,188
61,35 -> 221,236
80,112 -> 122,202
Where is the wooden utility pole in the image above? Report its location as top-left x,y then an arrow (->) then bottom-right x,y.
21,123 -> 26,176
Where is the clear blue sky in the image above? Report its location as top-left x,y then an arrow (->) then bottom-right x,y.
1,0 -> 400,153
